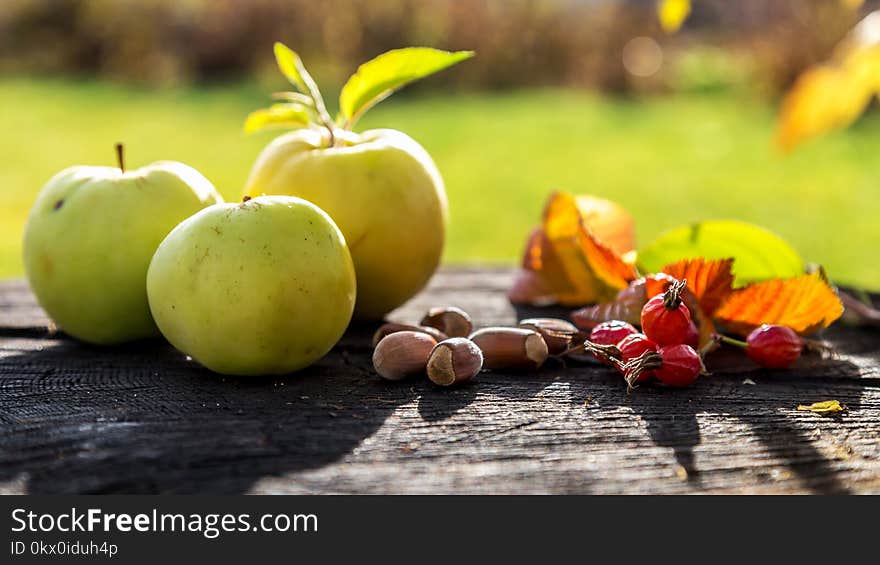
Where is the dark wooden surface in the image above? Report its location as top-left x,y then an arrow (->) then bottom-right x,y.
1,267 -> 878,494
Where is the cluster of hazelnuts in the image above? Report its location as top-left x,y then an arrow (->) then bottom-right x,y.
371,306 -> 582,386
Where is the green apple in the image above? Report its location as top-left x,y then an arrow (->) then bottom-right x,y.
22,145 -> 223,345
242,43 -> 473,319
244,127 -> 446,319
146,195 -> 356,376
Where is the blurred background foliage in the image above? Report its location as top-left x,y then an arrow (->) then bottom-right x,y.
0,0 -> 864,92
1,0 -> 879,288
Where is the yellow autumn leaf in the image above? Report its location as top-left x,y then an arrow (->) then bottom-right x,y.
840,0 -> 865,10
542,192 -> 638,305
658,0 -> 691,34
777,11 -> 880,151
509,192 -> 638,307
797,400 -> 845,413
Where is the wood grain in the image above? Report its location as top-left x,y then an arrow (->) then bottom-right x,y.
1,268 -> 878,494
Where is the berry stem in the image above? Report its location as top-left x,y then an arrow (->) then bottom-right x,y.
557,339 -> 622,364
698,335 -> 721,357
623,350 -> 662,392
662,278 -> 687,309
717,334 -> 749,349
115,142 -> 125,173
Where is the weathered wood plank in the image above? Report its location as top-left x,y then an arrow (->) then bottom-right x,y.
1,268 -> 879,494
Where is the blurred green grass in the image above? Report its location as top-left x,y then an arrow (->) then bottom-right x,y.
1,77 -> 879,289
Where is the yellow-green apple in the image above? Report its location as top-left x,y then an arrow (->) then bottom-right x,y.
22,145 -> 222,344
146,195 -> 356,376
244,127 -> 446,319
242,43 -> 473,319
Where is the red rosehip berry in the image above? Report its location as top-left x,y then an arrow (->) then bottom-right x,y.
589,320 -> 638,347
684,321 -> 699,348
655,344 -> 702,387
641,278 -> 692,346
745,324 -> 803,369
617,333 -> 659,382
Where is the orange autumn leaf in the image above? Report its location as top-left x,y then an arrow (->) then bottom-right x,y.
573,195 -> 636,256
542,192 -> 638,305
510,192 -> 638,306
517,226 -> 581,304
659,257 -> 735,316
714,272 -> 844,336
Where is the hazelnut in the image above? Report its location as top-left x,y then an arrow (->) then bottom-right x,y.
426,337 -> 483,386
372,331 -> 437,381
420,306 -> 473,338
469,327 -> 549,370
371,322 -> 448,347
518,317 -> 579,355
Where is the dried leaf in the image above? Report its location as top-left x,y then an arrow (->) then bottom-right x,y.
508,268 -> 556,307
797,400 -> 844,413
777,11 -> 880,152
573,195 -> 636,256
509,192 -> 638,306
715,272 -> 844,336
515,226 -> 582,304
570,278 -> 647,330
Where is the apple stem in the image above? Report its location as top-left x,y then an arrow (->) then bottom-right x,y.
115,143 -> 125,173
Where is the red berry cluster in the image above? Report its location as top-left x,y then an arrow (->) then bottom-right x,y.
586,279 -> 704,390
578,278 -> 814,390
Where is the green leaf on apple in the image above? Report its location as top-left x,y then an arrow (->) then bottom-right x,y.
273,42 -> 335,135
273,42 -> 311,94
251,43 -> 473,145
244,103 -> 313,134
637,220 -> 805,285
338,47 -> 475,128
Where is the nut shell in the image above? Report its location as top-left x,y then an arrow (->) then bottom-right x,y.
518,317 -> 579,355
372,331 -> 437,381
372,322 -> 448,347
420,306 -> 473,338
427,337 -> 483,386
469,327 -> 549,370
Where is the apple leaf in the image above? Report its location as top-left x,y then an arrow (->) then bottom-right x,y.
271,91 -> 315,107
274,42 -> 310,93
637,220 -> 804,285
273,42 -> 333,132
244,103 -> 312,134
338,47 -> 474,128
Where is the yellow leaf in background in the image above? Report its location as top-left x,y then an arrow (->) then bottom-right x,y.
777,11 -> 880,152
658,0 -> 691,34
797,400 -> 845,413
840,0 -> 865,10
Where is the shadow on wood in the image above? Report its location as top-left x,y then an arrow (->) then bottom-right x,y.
0,329 -> 417,493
